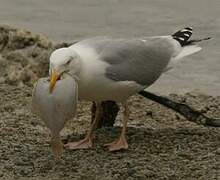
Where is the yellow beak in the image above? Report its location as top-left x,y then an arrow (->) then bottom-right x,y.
49,71 -> 59,93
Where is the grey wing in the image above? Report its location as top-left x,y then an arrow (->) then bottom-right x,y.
84,37 -> 176,86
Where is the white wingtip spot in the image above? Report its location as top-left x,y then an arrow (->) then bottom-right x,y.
181,29 -> 193,33
178,37 -> 185,41
183,33 -> 190,37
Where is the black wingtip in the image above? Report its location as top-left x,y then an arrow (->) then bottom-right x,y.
184,27 -> 193,31
185,36 -> 212,45
172,27 -> 193,46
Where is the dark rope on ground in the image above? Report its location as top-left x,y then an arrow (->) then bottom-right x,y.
139,90 -> 220,127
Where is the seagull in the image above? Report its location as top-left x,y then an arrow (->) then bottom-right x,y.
49,27 -> 210,151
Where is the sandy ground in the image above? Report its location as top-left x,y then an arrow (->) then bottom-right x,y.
0,26 -> 219,180
0,83 -> 220,180
0,0 -> 220,95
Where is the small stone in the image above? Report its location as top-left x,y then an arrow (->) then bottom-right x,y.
0,77 -> 5,83
4,164 -> 13,171
19,168 -> 30,176
145,110 -> 153,117
216,148 -> 220,155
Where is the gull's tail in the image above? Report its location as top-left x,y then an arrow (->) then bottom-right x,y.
168,27 -> 211,65
172,27 -> 212,47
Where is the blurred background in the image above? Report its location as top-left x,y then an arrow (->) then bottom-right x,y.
0,0 -> 219,95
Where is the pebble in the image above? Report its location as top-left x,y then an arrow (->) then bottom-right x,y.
0,77 -> 5,83
216,148 -> 220,155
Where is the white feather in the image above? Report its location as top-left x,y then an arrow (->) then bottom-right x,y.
171,45 -> 201,64
164,45 -> 202,72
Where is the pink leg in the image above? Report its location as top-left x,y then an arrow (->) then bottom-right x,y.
104,102 -> 129,151
64,102 -> 102,150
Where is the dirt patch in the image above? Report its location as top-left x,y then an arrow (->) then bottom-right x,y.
0,25 -> 70,87
0,26 -> 219,180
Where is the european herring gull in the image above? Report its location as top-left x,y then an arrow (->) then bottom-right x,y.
49,27 -> 210,151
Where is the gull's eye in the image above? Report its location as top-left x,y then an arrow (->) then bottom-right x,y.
66,59 -> 71,65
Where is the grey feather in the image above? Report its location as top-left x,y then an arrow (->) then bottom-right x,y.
80,37 -> 176,86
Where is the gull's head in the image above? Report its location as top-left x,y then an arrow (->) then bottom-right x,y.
49,47 -> 80,93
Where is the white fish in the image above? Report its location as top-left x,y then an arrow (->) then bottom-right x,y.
32,74 -> 78,156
